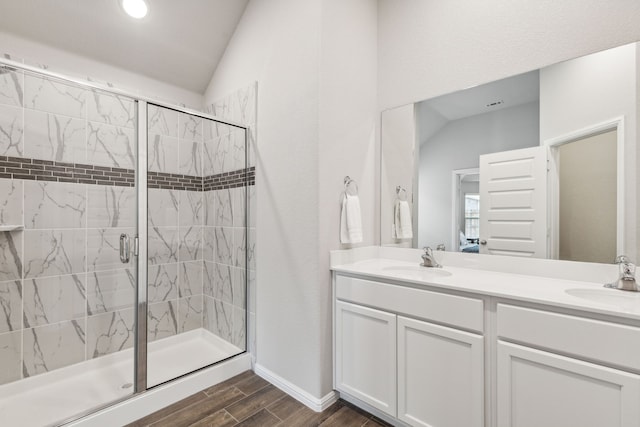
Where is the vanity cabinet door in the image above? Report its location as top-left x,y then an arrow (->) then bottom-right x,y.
497,341 -> 640,427
335,300 -> 397,416
397,316 -> 484,427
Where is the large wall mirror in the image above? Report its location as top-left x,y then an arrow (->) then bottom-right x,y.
380,42 -> 639,264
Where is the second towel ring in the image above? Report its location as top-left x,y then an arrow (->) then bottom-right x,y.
344,176 -> 358,196
396,185 -> 408,201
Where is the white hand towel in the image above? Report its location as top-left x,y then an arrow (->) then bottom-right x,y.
392,200 -> 399,239
340,193 -> 363,244
340,195 -> 349,243
394,200 -> 413,239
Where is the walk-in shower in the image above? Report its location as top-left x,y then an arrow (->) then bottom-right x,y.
0,58 -> 252,426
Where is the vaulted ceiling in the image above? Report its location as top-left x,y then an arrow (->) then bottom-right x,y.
0,0 -> 248,93
420,70 -> 540,121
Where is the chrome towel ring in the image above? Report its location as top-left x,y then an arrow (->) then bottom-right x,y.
344,176 -> 358,196
396,185 -> 408,201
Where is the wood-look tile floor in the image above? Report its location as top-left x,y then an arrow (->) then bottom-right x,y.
128,370 -> 392,427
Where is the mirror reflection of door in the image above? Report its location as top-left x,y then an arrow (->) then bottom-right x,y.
555,129 -> 617,263
479,146 -> 548,258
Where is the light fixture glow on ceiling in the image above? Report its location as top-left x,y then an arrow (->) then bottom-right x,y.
122,0 -> 148,19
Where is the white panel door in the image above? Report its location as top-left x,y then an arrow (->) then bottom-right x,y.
479,146 -> 547,257
497,341 -> 640,427
335,300 -> 397,416
397,316 -> 484,427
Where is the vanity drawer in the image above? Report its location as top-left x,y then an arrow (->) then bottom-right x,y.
335,275 -> 484,333
497,304 -> 640,371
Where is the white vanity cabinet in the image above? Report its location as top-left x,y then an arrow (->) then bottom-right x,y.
397,316 -> 484,427
497,342 -> 640,427
332,256 -> 640,426
335,300 -> 397,416
334,274 -> 485,426
496,304 -> 640,427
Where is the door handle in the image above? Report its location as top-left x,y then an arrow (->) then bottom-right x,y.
480,240 -> 487,245
120,233 -> 130,264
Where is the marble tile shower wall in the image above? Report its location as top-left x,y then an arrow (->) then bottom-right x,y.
205,82 -> 257,356
0,67 -> 140,385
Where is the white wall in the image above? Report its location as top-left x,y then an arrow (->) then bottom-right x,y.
204,0 -> 377,401
204,0 -> 323,400
378,0 -> 640,111
417,102 -> 539,249
0,31 -> 203,108
318,0 -> 378,395
540,42 -> 637,260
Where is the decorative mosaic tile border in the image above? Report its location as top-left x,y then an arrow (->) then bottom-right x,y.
203,167 -> 256,191
148,167 -> 255,191
0,155 -> 256,191
0,156 -> 135,187
147,171 -> 202,191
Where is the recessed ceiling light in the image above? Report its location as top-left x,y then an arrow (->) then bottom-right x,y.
121,0 -> 148,19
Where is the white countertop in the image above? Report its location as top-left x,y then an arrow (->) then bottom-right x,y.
332,257 -> 640,321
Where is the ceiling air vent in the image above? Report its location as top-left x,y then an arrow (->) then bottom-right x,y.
486,100 -> 504,108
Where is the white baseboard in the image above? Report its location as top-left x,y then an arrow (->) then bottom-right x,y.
254,363 -> 338,412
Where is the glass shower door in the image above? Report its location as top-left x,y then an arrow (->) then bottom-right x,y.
0,67 -> 139,426
146,103 -> 247,387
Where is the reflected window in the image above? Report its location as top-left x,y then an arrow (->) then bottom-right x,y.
464,194 -> 480,240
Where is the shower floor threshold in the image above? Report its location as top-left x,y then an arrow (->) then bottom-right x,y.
0,328 -> 241,427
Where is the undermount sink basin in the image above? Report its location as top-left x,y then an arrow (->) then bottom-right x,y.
565,288 -> 640,311
381,265 -> 452,278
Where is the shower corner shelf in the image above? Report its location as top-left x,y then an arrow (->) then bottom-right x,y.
0,225 -> 24,232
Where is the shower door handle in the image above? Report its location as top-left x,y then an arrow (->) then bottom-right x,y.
120,233 -> 130,264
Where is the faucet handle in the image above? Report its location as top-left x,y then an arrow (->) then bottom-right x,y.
605,255 -> 639,291
620,260 -> 636,280
615,255 -> 631,264
421,246 -> 442,268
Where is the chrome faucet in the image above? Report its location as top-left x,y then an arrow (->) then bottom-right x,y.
421,247 -> 442,268
604,255 -> 639,292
